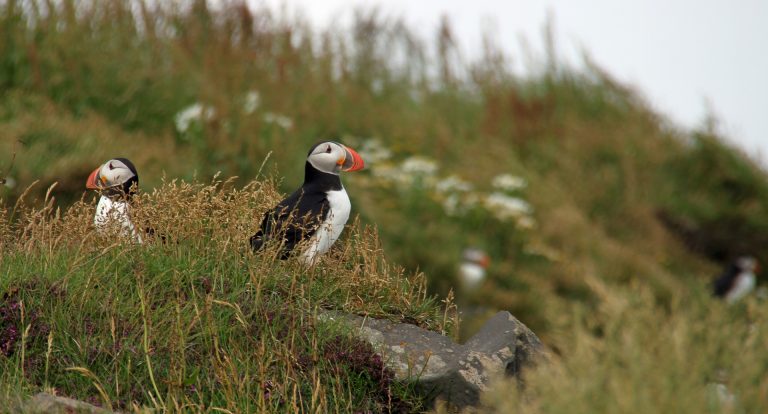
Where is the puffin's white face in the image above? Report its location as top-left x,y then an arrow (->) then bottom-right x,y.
307,141 -> 365,175
86,158 -> 138,194
463,248 -> 490,268
737,256 -> 759,273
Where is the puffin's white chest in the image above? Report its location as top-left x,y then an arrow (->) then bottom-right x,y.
726,272 -> 756,303
302,188 -> 351,264
459,263 -> 486,291
94,196 -> 142,243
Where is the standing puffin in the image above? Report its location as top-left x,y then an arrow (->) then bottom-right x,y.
458,248 -> 490,292
85,158 -> 143,243
713,256 -> 759,303
250,141 -> 364,264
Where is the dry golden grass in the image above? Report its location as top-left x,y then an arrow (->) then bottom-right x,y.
478,281 -> 768,414
0,177 -> 448,412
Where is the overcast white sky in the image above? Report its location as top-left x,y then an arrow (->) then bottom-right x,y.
257,0 -> 768,164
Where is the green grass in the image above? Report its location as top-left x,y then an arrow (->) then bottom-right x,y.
2,0 -> 768,412
0,179 -> 448,411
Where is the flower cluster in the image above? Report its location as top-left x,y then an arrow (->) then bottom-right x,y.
353,138 -> 536,229
435,175 -> 475,216
357,139 -> 393,164
371,156 -> 438,189
242,90 -> 261,114
262,112 -> 294,130
174,103 -> 216,134
400,156 -> 439,176
484,192 -> 535,228
435,175 -> 474,194
491,173 -> 527,192
173,90 -> 294,135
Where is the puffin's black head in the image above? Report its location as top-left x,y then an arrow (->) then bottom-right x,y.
86,157 -> 139,199
734,256 -> 759,274
305,141 -> 365,176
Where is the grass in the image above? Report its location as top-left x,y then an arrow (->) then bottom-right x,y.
0,178 -> 449,412
478,282 -> 768,414
2,0 -> 768,412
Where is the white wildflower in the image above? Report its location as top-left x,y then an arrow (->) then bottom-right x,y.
372,159 -> 439,188
442,194 -> 460,216
435,175 -> 473,193
243,90 -> 261,114
371,163 -> 405,184
358,139 -> 393,164
492,174 -> 527,192
263,112 -> 294,130
175,103 -> 215,133
483,192 -> 533,221
439,190 -> 485,216
401,156 -> 438,176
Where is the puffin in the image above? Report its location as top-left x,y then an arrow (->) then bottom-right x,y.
250,141 -> 365,265
712,256 -> 759,303
458,248 -> 490,292
85,158 -> 143,243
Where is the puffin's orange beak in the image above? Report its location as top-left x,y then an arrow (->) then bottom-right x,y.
86,166 -> 102,189
480,255 -> 490,269
339,145 -> 365,172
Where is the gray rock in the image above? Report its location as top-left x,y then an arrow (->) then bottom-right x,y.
13,393 -> 112,414
321,311 -> 544,409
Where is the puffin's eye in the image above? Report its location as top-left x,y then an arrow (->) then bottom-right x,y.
108,162 -> 115,170
325,145 -> 332,153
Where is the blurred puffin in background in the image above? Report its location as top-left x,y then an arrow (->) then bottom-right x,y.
85,157 -> 143,243
459,248 -> 490,292
713,256 -> 759,303
250,141 -> 364,265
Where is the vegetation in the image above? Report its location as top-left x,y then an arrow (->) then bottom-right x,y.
479,282 -> 768,414
1,0 -> 767,412
0,178 -> 445,412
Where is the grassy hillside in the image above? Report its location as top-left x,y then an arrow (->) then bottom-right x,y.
2,0 -> 768,412
0,178 -> 446,412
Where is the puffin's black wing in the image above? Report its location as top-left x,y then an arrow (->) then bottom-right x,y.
712,264 -> 738,297
250,189 -> 330,258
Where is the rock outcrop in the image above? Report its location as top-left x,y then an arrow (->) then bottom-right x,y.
13,393 -> 111,414
321,310 -> 544,409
